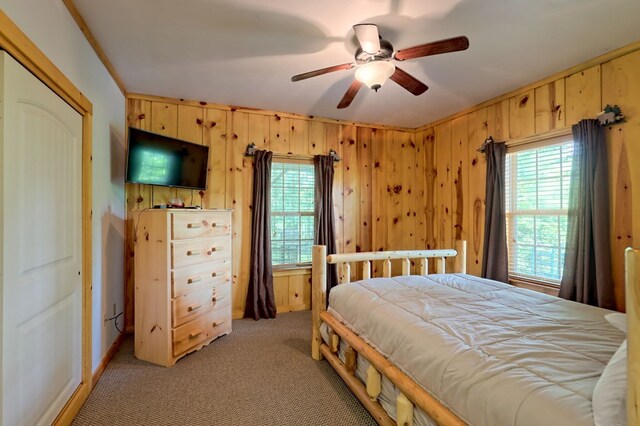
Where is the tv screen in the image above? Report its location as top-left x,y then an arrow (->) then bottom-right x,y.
125,127 -> 209,190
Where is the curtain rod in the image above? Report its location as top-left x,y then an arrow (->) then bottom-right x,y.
478,104 -> 626,153
243,143 -> 341,162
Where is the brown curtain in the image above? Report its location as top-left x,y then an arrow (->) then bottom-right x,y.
559,119 -> 615,309
244,150 -> 277,320
481,142 -> 509,282
314,155 -> 338,302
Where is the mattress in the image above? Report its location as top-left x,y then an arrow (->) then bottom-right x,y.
326,273 -> 625,426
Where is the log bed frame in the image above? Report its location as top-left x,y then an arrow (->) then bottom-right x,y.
311,241 -> 640,426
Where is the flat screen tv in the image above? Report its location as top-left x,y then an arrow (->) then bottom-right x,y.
125,127 -> 209,190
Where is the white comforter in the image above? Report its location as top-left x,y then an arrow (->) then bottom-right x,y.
327,274 -> 624,426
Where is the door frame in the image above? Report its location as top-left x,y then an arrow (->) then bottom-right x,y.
0,10 -> 93,425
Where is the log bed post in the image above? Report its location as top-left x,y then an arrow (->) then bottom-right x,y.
627,247 -> 639,425
312,245 -> 327,360
454,240 -> 467,273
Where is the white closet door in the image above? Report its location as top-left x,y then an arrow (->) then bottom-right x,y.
1,52 -> 83,426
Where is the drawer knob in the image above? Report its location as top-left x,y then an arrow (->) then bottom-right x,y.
187,250 -> 201,256
212,222 -> 222,228
212,320 -> 225,328
187,223 -> 202,229
187,277 -> 201,284
187,304 -> 201,312
188,330 -> 203,339
211,246 -> 221,252
211,272 -> 218,278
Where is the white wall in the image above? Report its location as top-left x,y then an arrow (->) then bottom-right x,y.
1,1 -> 126,370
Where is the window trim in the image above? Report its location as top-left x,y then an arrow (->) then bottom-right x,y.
505,132 -> 574,287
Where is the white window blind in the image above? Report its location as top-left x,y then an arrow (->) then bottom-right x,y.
270,162 -> 315,267
505,141 -> 574,284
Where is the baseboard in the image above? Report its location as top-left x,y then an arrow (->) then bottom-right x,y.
52,382 -> 91,426
91,332 -> 125,388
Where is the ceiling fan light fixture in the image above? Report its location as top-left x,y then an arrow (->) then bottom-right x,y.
355,61 -> 395,92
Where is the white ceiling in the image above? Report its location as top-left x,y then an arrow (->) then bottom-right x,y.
74,0 -> 640,128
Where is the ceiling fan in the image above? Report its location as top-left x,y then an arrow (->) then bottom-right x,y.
291,24 -> 469,109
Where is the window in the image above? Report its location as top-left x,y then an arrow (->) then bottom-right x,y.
505,140 -> 574,285
270,161 -> 315,267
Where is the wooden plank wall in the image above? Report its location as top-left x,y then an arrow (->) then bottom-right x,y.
125,45 -> 639,326
425,49 -> 640,312
124,96 -> 425,326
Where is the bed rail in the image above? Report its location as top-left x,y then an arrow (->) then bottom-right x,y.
627,248 -> 639,426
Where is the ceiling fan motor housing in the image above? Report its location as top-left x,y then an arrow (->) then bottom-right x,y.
355,39 -> 394,64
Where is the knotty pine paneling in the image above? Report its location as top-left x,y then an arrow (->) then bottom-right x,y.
124,46 -> 639,325
602,49 -> 640,311
535,79 -> 566,133
125,96 -> 427,325
427,49 -> 640,311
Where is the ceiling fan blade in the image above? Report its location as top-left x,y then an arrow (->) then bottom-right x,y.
353,23 -> 381,54
291,63 -> 354,82
337,80 -> 363,109
394,36 -> 469,61
389,67 -> 428,96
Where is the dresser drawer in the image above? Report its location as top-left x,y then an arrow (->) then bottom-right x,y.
172,309 -> 231,357
172,259 -> 231,297
172,212 -> 231,240
172,236 -> 231,269
172,282 -> 231,327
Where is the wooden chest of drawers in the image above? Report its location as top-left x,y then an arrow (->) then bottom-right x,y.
134,209 -> 233,367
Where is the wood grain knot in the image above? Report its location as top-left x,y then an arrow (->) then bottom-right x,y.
393,217 -> 399,224
519,95 -> 529,107
196,118 -> 203,125
393,185 -> 402,194
138,113 -> 145,119
275,114 -> 281,121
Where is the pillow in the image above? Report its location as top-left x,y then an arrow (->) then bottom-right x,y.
592,340 -> 627,426
605,312 -> 627,334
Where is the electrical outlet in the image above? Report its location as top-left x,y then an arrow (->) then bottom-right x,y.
113,303 -> 117,316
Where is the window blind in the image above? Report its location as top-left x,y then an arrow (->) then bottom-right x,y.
270,162 -> 315,267
505,141 -> 574,284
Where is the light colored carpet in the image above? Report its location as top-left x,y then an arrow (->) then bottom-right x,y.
73,310 -> 376,425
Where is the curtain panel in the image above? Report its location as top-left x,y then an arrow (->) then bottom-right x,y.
314,155 -> 338,301
481,142 -> 509,282
245,150 -> 277,320
559,119 -> 615,309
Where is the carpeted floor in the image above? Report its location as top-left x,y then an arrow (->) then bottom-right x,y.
73,311 -> 376,425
